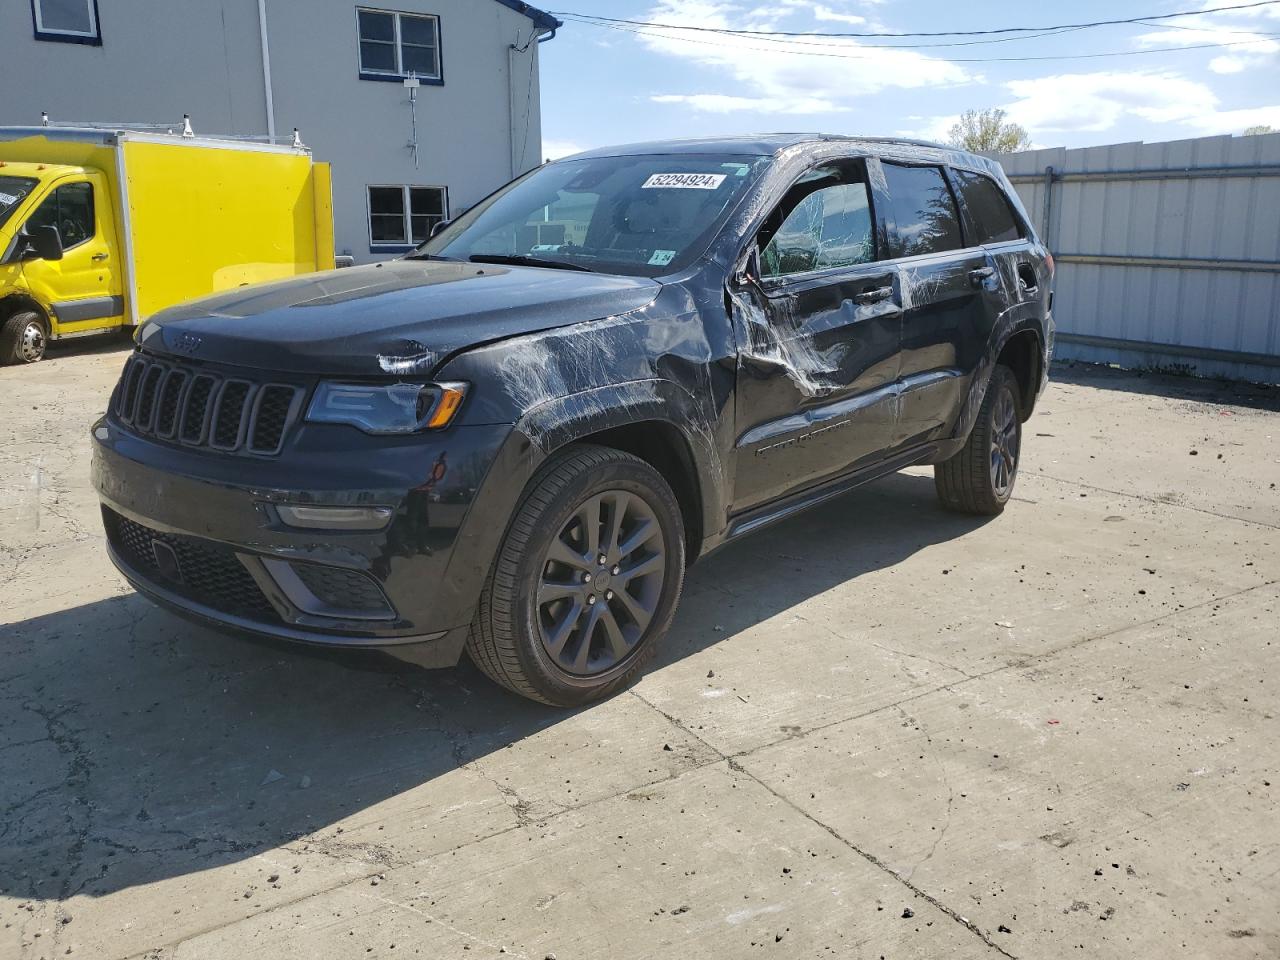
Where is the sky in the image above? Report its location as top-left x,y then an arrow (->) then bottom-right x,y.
535,0 -> 1280,158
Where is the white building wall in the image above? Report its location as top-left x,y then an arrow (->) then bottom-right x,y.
0,0 -> 549,263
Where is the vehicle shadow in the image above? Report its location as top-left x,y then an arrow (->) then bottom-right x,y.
0,470 -> 989,903
43,333 -> 134,364
1051,359 -> 1280,412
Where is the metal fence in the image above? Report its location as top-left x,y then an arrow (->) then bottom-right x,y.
991,132 -> 1280,383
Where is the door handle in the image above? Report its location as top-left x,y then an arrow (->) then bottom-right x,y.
854,285 -> 893,305
91,252 -> 109,261
968,266 -> 995,286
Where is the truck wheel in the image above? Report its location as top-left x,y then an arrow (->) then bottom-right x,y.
934,364 -> 1022,516
467,444 -> 686,707
0,311 -> 49,364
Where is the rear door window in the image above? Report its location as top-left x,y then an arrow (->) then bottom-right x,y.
951,169 -> 1023,244
881,164 -> 963,258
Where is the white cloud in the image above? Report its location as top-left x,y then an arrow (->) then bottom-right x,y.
1209,55 -> 1249,73
639,0 -> 971,117
812,5 -> 867,26
905,71 -> 1280,145
542,138 -> 587,160
651,93 -> 845,113
1135,12 -> 1280,73
1182,104 -> 1280,134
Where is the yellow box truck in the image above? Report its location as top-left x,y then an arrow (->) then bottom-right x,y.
0,125 -> 334,364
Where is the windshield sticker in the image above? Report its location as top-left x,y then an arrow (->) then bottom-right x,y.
648,249 -> 676,266
0,193 -> 19,206
641,173 -> 727,190
720,163 -> 751,177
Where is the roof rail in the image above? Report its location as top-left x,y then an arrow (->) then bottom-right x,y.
36,112 -> 304,147
857,136 -> 950,150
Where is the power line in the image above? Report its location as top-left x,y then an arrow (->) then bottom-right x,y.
562,13 -> 1280,64
557,13 -> 1097,51
549,1 -> 1280,40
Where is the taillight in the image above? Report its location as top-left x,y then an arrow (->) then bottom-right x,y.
1045,252 -> 1055,278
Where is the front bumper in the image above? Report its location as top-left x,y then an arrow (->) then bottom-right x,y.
91,415 -> 537,667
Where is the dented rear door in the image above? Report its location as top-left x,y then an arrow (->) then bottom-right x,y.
879,161 -> 989,448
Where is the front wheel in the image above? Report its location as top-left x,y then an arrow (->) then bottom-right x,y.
934,364 -> 1022,515
466,444 -> 686,706
0,311 -> 49,365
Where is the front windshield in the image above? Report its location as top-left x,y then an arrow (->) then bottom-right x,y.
0,176 -> 39,231
418,153 -> 771,277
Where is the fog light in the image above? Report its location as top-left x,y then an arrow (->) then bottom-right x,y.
276,504 -> 393,530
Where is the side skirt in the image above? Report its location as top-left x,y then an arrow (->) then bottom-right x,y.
713,442 -> 940,548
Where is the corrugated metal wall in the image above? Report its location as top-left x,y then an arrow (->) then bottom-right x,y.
990,132 -> 1280,383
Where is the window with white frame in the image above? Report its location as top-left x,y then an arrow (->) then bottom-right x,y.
357,8 -> 441,80
32,0 -> 101,43
368,185 -> 448,247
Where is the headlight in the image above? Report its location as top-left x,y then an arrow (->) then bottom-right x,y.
306,381 -> 468,434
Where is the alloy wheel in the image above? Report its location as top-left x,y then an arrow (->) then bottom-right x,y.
536,489 -> 667,676
989,383 -> 1020,497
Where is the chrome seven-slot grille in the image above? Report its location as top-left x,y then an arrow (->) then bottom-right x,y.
114,354 -> 302,455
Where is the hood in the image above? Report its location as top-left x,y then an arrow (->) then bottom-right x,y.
137,260 -> 662,376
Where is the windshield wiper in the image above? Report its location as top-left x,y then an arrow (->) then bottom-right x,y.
468,254 -> 595,273
403,252 -> 465,262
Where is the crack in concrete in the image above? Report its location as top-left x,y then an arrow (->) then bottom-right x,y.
900,704 -> 955,884
23,578 -> 1280,958
1028,470 -> 1280,531
626,577 -> 1280,960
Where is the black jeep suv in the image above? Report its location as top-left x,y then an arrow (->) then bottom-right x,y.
92,134 -> 1053,706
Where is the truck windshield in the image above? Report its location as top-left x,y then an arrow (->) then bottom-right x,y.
416,153 -> 770,277
0,176 -> 38,231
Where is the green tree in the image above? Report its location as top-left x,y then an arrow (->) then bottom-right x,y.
947,108 -> 1032,153
1243,124 -> 1274,136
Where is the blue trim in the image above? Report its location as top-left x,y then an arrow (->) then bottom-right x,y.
489,0 -> 561,31
360,71 -> 443,85
30,0 -> 102,45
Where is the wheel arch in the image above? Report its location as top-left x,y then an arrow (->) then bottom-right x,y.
517,380 -> 723,559
953,319 -> 1045,443
995,327 -> 1044,420
0,293 -> 48,326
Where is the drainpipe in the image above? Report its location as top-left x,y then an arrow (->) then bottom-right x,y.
508,26 -> 556,177
257,0 -> 276,140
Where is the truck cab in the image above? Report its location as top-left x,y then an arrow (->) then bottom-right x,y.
1,160 -> 124,361
0,124 -> 335,365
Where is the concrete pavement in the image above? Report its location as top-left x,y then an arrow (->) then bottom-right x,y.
1,344 -> 1277,959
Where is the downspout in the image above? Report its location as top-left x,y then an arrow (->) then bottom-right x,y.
257,0 -> 276,140
508,25 -> 556,177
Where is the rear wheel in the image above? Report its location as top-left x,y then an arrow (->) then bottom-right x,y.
934,363 -> 1022,515
466,444 -> 686,706
0,311 -> 48,364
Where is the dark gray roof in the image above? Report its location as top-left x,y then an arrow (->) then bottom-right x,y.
567,133 -> 1000,175
490,0 -> 560,32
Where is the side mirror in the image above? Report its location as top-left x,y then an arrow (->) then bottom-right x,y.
429,219 -> 452,239
27,224 -> 64,262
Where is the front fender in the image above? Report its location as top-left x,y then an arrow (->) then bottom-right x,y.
517,378 -> 728,552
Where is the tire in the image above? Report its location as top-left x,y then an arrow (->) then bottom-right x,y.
934,364 -> 1022,516
0,311 -> 49,365
466,443 -> 686,707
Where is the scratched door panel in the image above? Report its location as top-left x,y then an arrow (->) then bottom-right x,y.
729,263 -> 901,512
893,250 -> 989,447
